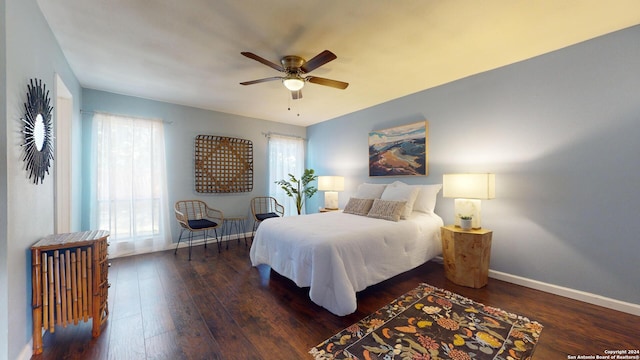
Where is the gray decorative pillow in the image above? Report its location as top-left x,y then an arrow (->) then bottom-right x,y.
366,199 -> 407,222
343,197 -> 374,216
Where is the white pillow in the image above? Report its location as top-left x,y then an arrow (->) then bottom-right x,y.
380,181 -> 419,219
355,183 -> 387,199
411,184 -> 442,213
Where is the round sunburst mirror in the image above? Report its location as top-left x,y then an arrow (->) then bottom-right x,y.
22,78 -> 54,184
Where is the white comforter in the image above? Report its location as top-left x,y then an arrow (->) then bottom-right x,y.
249,211 -> 443,316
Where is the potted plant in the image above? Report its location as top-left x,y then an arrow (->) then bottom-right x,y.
459,215 -> 473,230
275,168 -> 318,215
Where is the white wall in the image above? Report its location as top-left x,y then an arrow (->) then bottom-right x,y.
81,89 -> 306,246
1,0 -> 82,358
307,25 -> 640,306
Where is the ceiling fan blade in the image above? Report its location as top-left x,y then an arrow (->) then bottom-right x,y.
240,77 -> 282,85
291,90 -> 302,100
300,50 -> 337,73
307,76 -> 349,90
241,52 -> 284,72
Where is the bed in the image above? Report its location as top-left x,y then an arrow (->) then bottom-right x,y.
249,181 -> 444,316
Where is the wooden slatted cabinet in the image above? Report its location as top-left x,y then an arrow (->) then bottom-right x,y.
31,230 -> 110,354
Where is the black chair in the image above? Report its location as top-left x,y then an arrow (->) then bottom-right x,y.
250,197 -> 284,236
174,200 -> 223,260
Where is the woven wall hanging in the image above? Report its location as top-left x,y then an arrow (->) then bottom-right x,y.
194,135 -> 253,193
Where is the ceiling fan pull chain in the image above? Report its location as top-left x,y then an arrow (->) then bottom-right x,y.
286,91 -> 301,117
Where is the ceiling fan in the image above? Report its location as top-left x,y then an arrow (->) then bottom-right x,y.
240,50 -> 348,100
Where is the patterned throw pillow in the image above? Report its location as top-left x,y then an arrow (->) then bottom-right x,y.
366,199 -> 407,222
343,197 -> 375,216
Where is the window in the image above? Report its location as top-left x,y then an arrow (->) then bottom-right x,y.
90,112 -> 170,257
268,135 -> 305,216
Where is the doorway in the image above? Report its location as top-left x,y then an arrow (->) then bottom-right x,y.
55,74 -> 73,233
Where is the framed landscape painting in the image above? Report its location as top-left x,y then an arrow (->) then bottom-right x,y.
368,121 -> 428,176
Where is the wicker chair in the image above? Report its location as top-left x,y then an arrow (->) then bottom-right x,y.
174,200 -> 224,260
250,196 -> 284,236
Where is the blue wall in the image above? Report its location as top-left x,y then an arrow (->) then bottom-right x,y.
307,25 -> 640,306
81,89 -> 306,243
2,0 -> 83,357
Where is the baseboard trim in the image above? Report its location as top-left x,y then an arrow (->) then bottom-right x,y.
171,232 -> 251,250
488,269 -> 640,316
107,233 -> 253,259
433,256 -> 639,316
18,340 -> 32,360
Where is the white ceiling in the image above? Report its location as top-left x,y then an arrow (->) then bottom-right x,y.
37,0 -> 640,126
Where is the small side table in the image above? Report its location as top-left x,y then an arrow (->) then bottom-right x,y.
319,208 -> 340,213
31,230 -> 110,354
223,216 -> 248,249
440,225 -> 493,288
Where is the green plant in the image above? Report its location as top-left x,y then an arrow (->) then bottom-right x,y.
275,168 -> 318,215
459,215 -> 473,220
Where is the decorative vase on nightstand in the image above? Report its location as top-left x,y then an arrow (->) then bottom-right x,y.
459,216 -> 473,230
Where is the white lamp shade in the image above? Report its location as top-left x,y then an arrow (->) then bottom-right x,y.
443,173 -> 495,199
317,176 -> 345,191
283,77 -> 305,91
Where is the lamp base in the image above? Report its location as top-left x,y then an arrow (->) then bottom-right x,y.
324,191 -> 339,210
454,198 -> 482,229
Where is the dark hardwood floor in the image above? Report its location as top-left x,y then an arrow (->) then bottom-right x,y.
32,240 -> 639,359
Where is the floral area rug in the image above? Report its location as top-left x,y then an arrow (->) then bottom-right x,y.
310,283 -> 543,360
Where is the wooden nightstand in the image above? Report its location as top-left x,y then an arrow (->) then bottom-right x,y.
440,225 -> 493,288
319,208 -> 340,213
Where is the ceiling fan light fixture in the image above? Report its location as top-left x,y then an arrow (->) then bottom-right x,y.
283,76 -> 305,91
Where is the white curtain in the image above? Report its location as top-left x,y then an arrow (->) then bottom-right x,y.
90,112 -> 171,258
268,135 -> 305,216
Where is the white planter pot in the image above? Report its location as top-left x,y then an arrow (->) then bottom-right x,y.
460,219 -> 473,230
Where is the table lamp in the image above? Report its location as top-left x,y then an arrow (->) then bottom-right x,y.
443,173 -> 495,229
317,176 -> 344,210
